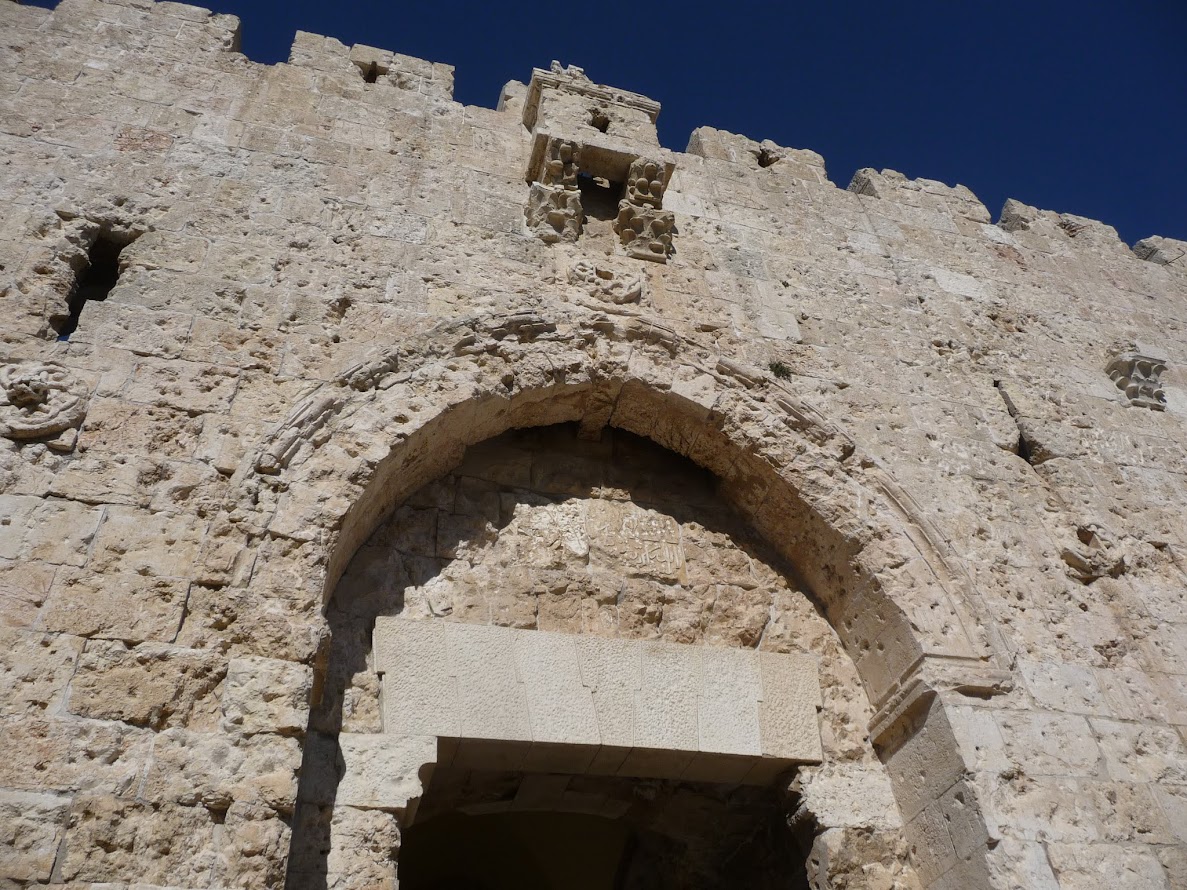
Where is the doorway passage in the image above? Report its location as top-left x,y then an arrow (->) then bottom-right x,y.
397,765 -> 810,890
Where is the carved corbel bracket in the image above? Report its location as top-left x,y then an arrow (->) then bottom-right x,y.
0,362 -> 90,452
1107,351 -> 1167,410
524,137 -> 585,244
568,259 -> 643,304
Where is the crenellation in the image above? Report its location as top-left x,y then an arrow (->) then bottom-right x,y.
849,167 -> 992,224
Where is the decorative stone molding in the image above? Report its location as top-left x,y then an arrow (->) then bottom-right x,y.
0,362 -> 89,450
525,138 -> 585,243
614,156 -> 675,262
1106,351 -> 1167,410
614,203 -> 675,262
567,259 -> 643,304
623,156 -> 664,209
539,137 -> 581,189
236,307 -> 1005,697
525,182 -> 583,243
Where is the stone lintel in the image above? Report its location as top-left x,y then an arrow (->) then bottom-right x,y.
373,618 -> 823,785
526,130 -> 676,189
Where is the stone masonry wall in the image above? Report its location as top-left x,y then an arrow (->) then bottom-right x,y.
0,0 -> 1185,888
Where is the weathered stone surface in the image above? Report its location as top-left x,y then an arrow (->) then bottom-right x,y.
42,569 -> 187,642
0,790 -> 71,882
0,4 -> 1184,887
220,654 -> 312,735
141,727 -> 301,811
67,641 -> 225,730
0,627 -> 83,717
57,794 -> 219,885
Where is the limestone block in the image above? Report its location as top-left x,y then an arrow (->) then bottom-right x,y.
943,702 -> 1010,773
336,732 -> 436,811
217,800 -> 291,890
758,650 -> 823,762
325,805 -> 401,890
634,640 -> 700,752
0,494 -> 39,560
142,726 -> 299,812
797,763 -> 903,830
175,583 -> 321,664
57,794 -> 220,885
72,301 -> 192,359
1153,784 -> 1187,843
446,622 -> 531,743
904,800 -> 959,885
0,558 -> 55,629
0,627 -> 83,717
42,569 -> 187,642
883,696 -> 969,822
1044,842 -> 1169,890
20,498 -> 104,567
996,710 -> 1102,777
68,641 -> 225,731
120,359 -> 239,415
576,636 -> 639,748
374,617 -> 459,738
1019,658 -> 1114,716
375,618 -> 824,776
0,790 -> 70,882
0,715 -> 150,797
514,629 -> 599,745
87,507 -> 204,579
221,655 -> 312,735
1091,717 -> 1187,784
698,646 -> 761,756
983,837 -> 1061,890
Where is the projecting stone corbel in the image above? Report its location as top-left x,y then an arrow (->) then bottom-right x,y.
1106,351 -> 1168,410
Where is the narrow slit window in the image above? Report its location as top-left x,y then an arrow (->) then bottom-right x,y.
55,234 -> 129,341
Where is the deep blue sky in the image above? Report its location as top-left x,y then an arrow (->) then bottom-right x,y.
29,0 -> 1187,243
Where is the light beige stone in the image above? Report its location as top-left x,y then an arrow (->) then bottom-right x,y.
67,640 -> 225,731
0,790 -> 71,882
373,617 -> 823,775
0,627 -> 83,717
336,733 -> 436,810
0,6 -> 1184,886
221,654 -> 312,734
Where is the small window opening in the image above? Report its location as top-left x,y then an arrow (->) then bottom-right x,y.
589,108 -> 611,133
55,233 -> 129,341
577,173 -> 622,222
363,62 -> 380,84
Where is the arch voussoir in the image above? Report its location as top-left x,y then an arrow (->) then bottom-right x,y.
231,306 -> 1010,889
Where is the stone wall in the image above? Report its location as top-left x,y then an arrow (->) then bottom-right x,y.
0,0 -> 1185,888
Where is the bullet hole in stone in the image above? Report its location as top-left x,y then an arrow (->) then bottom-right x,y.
54,231 -> 137,341
589,108 -> 610,133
